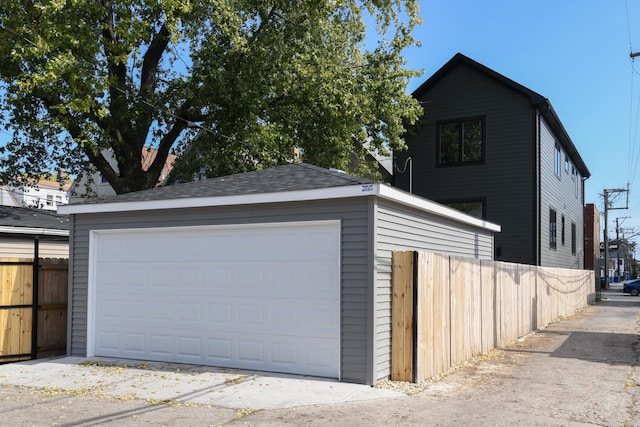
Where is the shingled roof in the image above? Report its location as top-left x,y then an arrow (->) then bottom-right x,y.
0,205 -> 69,232
74,163 -> 375,205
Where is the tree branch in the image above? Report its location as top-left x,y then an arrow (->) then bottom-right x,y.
101,0 -> 132,148
140,23 -> 171,95
146,118 -> 188,186
133,22 -> 172,144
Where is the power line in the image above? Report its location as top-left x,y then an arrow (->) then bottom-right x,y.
627,0 -> 634,53
626,0 -> 640,197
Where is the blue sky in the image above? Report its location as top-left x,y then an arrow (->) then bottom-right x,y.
1,2 -> 636,241
402,0 -> 640,240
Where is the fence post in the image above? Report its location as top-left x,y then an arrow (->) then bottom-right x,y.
391,251 -> 415,382
31,236 -> 39,360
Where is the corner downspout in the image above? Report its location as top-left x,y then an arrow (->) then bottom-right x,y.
536,111 -> 542,266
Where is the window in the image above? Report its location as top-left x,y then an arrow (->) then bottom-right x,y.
554,144 -> 562,178
445,200 -> 485,220
46,194 -> 53,206
561,215 -> 565,246
99,174 -> 109,184
438,118 -> 484,165
565,156 -> 569,172
549,209 -> 557,249
571,222 -> 576,255
573,168 -> 579,198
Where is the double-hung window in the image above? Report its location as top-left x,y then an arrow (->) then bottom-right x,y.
444,200 -> 485,220
438,118 -> 484,165
554,143 -> 562,178
549,209 -> 557,249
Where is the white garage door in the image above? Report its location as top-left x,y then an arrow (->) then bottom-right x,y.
89,220 -> 341,378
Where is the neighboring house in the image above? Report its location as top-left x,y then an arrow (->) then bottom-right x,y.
0,185 -> 19,207
68,147 -> 177,201
59,163 -> 500,385
394,53 -> 590,269
599,240 -> 633,282
0,205 -> 69,258
3,179 -> 70,211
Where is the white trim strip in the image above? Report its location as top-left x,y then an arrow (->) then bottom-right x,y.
59,183 -> 501,233
376,185 -> 502,232
0,226 -> 69,236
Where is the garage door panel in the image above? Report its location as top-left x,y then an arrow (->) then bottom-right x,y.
96,327 -> 340,377
124,333 -> 146,353
150,334 -> 173,355
93,221 -> 340,378
98,332 -> 119,351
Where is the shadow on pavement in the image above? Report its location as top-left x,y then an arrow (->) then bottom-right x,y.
548,330 -> 638,365
595,297 -> 640,308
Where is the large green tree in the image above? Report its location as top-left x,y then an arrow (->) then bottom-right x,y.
0,0 -> 422,194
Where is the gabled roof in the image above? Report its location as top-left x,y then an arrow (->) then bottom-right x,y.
0,205 -> 69,236
58,163 -> 501,233
71,163 -> 374,205
413,53 -> 590,178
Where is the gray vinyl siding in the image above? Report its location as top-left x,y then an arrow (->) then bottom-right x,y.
69,198 -> 373,384
397,62 -> 537,264
538,116 -> 585,268
372,198 -> 494,382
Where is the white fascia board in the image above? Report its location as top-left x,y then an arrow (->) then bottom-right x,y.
58,183 -> 501,233
0,226 -> 69,236
376,185 -> 502,233
58,185 -> 377,215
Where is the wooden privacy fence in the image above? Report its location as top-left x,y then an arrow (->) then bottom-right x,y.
392,251 -> 594,383
0,258 -> 68,362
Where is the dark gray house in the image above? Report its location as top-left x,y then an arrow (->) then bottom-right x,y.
395,53 -> 590,268
60,163 -> 499,385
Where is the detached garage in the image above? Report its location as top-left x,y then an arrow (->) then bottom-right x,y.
61,163 -> 500,385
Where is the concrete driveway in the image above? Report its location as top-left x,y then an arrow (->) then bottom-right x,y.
0,356 -> 402,410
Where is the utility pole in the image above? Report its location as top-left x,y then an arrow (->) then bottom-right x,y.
603,186 -> 629,288
616,216 -> 630,280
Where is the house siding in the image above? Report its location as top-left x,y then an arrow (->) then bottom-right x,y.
372,198 -> 494,382
538,116 -> 585,268
69,198 -> 373,384
0,237 -> 68,258
396,62 -> 536,265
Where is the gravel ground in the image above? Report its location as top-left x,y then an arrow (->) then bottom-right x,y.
1,287 -> 638,427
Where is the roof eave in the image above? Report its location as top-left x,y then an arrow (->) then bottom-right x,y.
536,99 -> 591,178
59,184 -> 501,234
0,226 -> 69,236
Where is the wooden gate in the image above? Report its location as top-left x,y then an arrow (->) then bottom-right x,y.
0,258 -> 68,362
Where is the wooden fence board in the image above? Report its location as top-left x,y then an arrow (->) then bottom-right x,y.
470,258 -> 482,357
0,258 -> 67,361
0,260 -> 33,359
392,251 -> 594,383
480,260 -> 495,352
416,251 -> 433,380
37,260 -> 68,357
391,251 -> 413,381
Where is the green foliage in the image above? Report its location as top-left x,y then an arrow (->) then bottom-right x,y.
0,0 -> 422,193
